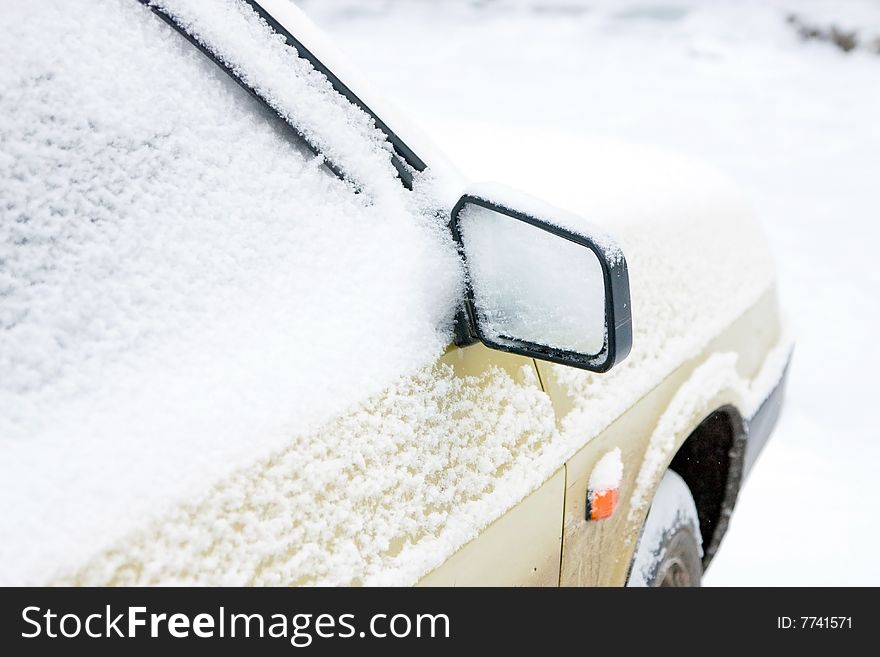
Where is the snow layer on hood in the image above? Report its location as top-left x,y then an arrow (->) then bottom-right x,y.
0,0 -> 461,585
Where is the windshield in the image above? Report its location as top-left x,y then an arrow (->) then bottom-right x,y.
142,0 -> 419,189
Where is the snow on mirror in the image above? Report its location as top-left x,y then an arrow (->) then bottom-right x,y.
458,203 -> 606,355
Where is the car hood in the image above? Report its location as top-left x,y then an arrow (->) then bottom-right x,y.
427,117 -> 777,377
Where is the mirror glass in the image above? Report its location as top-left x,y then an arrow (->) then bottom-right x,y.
458,203 -> 606,356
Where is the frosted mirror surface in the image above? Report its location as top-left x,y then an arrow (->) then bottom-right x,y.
459,204 -> 606,356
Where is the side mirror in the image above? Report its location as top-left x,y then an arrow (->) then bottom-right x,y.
451,187 -> 632,373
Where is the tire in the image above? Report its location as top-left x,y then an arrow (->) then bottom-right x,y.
627,469 -> 703,587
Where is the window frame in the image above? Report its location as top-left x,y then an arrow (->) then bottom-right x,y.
138,0 -> 422,190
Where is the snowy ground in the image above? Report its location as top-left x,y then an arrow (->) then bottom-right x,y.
300,0 -> 880,585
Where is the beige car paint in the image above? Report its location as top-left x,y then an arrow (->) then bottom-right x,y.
56,267 -> 784,588
421,287 -> 782,586
417,468 -> 565,587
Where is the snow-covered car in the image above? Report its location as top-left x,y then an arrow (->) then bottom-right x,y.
0,0 -> 791,586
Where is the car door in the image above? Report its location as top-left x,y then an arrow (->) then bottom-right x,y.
417,345 -> 565,586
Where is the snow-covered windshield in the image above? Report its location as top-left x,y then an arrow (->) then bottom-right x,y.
0,0 -> 461,584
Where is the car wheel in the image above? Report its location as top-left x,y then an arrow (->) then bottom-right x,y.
627,469 -> 703,587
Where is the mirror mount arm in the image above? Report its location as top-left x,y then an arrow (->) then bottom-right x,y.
452,308 -> 480,347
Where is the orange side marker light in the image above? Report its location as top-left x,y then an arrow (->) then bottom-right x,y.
587,487 -> 619,521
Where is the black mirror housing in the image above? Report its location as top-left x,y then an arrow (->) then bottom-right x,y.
451,188 -> 632,373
